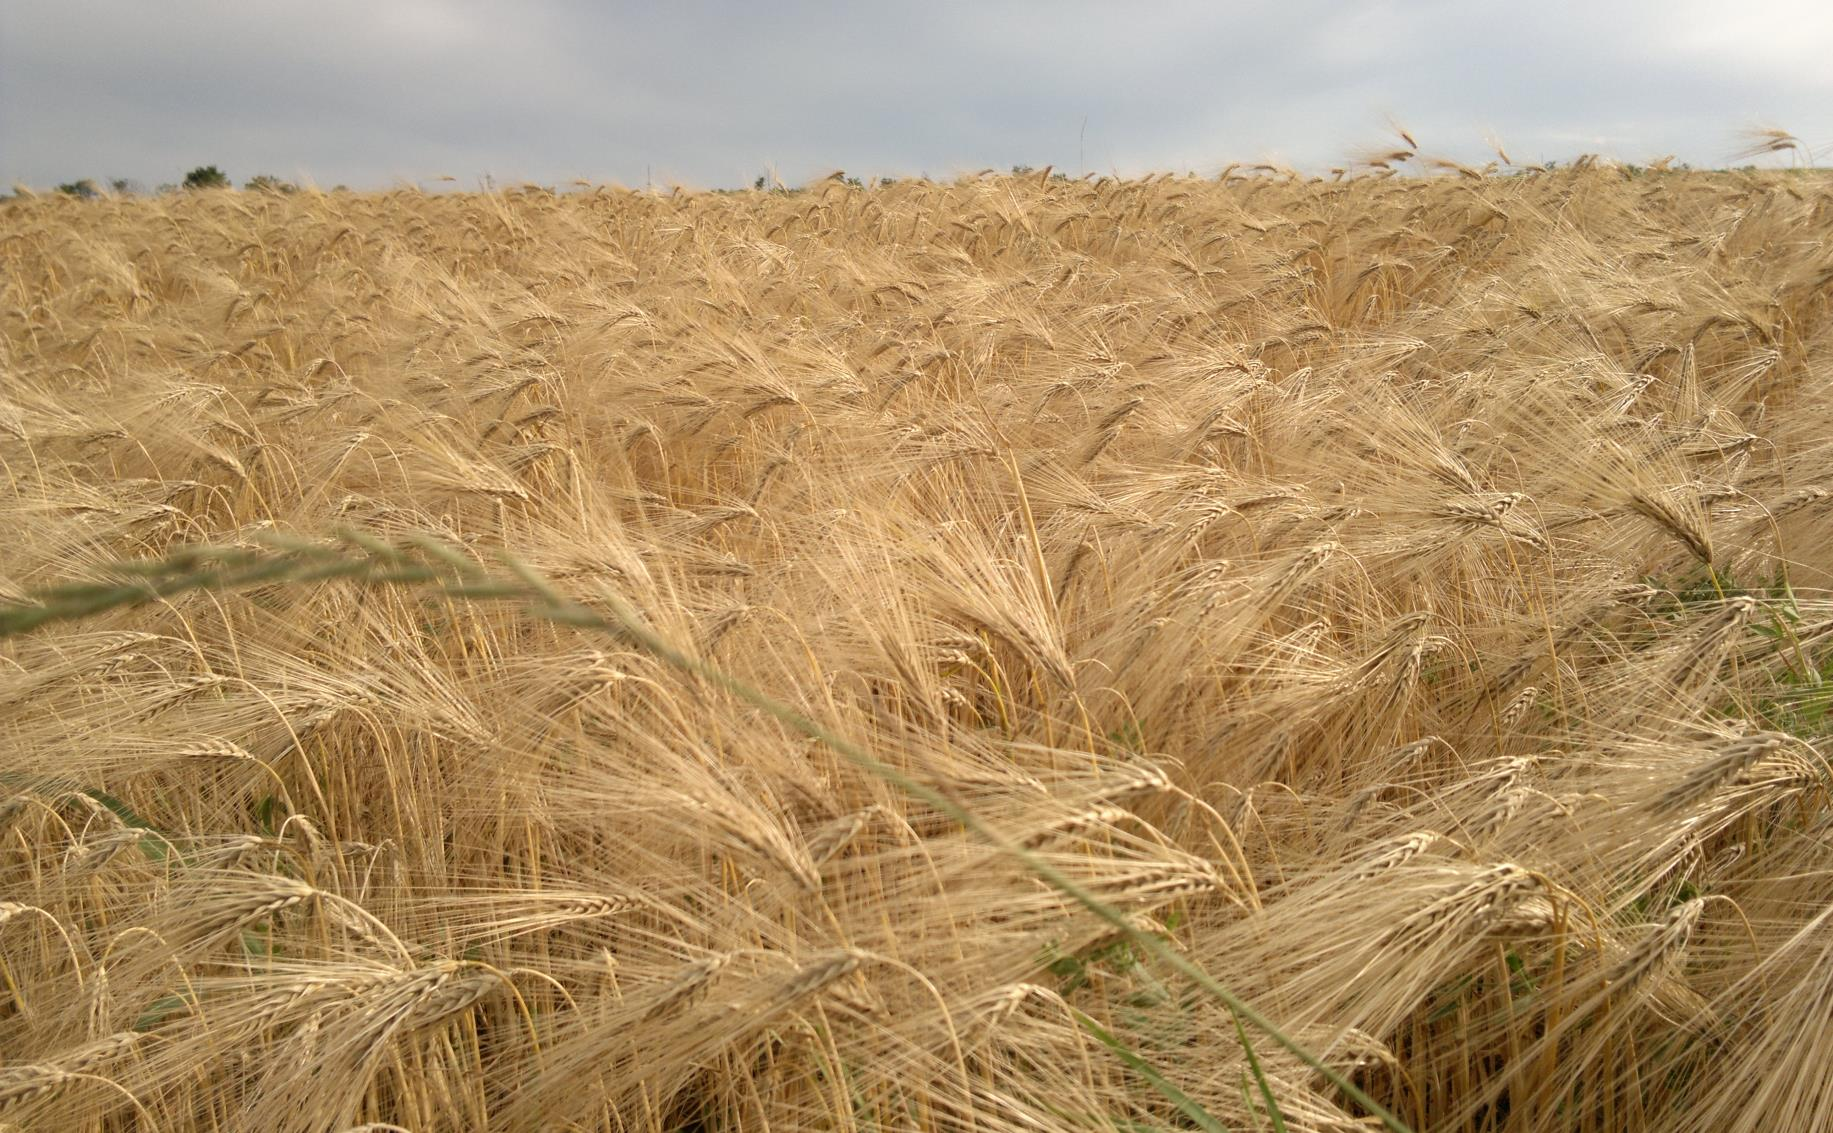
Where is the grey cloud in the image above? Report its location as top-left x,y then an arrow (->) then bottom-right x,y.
2,1 -> 1829,191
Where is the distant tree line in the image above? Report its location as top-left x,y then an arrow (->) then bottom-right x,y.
46,166 -> 302,198
34,158 -> 1808,204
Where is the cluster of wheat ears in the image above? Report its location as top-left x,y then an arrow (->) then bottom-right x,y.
3,162 -> 1833,1132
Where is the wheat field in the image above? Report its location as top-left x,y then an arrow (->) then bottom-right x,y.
3,163 -> 1833,1132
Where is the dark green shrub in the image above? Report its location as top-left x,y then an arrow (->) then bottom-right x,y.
182,165 -> 230,190
244,174 -> 298,194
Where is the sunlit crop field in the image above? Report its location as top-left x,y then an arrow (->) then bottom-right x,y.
4,165 -> 1833,1132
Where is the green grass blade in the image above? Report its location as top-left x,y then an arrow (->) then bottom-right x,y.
1072,1008 -> 1226,1133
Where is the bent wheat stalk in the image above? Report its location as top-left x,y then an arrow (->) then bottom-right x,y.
0,532 -> 1414,1133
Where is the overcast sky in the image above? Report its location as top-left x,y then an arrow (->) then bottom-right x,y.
4,1 -> 1831,191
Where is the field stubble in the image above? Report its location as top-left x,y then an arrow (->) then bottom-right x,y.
4,165 -> 1833,1131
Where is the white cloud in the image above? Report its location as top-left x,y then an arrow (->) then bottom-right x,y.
1658,0 -> 1833,83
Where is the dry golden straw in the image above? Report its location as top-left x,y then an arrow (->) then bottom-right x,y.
5,159 -> 1833,1131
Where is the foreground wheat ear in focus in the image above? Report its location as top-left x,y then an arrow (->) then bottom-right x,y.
2,166 -> 1833,1132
